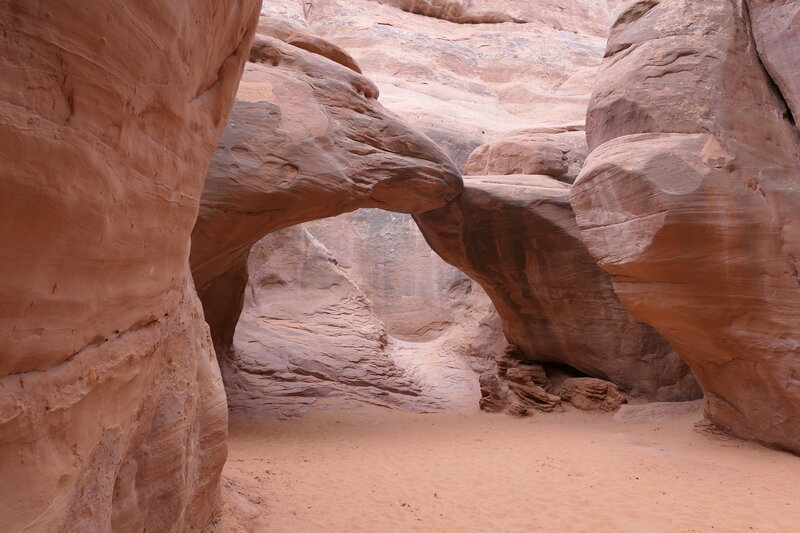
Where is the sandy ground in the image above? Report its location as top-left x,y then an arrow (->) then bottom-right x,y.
208,403 -> 800,533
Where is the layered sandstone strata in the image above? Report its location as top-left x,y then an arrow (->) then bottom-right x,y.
570,0 -> 800,453
302,0 -> 613,167
0,1 -> 258,530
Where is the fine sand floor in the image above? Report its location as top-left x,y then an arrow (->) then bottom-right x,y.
210,403 -> 800,533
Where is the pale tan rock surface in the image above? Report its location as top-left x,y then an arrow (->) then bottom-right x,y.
0,1 -> 258,531
463,129 -> 588,184
570,0 -> 800,453
225,219 -> 505,418
190,25 -> 462,355
417,174 -> 700,401
303,0 -> 614,167
303,210 -> 497,342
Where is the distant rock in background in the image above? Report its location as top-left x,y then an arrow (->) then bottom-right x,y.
302,0 -> 614,168
227,213 -> 506,418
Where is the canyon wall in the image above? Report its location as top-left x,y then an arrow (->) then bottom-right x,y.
571,0 -> 800,453
0,1 -> 258,530
303,0 -> 613,167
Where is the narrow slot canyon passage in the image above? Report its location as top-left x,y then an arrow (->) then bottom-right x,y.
199,1 -> 800,530
206,210 -> 800,533
4,0 -> 800,532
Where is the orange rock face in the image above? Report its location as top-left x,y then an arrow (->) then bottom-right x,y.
190,19 -> 462,354
0,1 -> 258,530
416,174 -> 700,401
571,0 -> 800,453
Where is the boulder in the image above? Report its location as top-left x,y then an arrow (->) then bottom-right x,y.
479,372 -> 512,413
464,129 -> 588,183
479,356 -> 562,416
560,378 -> 626,412
570,0 -> 800,453
0,1 -> 258,530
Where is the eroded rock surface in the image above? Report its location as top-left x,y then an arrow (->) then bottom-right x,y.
226,219 -> 504,418
303,0 -> 613,166
190,22 -> 461,354
417,174 -> 700,401
0,1 -> 257,530
463,129 -> 588,184
749,0 -> 800,123
570,0 -> 800,453
560,378 -> 626,412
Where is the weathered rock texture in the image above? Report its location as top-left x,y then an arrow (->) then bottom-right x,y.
0,1 -> 257,531
223,1 -> 627,416
560,378 -> 626,412
190,22 -> 462,355
302,0 -> 614,167
417,173 -> 700,401
749,0 -> 800,123
570,0 -> 800,453
464,129 -> 588,184
226,217 -> 505,418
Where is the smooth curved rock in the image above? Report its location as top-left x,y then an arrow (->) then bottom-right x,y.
0,1 -> 258,530
464,129 -> 588,183
416,174 -> 700,400
190,27 -> 462,353
570,0 -> 800,453
225,221 -> 501,418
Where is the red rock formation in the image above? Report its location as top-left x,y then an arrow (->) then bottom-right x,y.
225,222 -> 502,418
749,0 -> 800,123
570,0 -> 800,453
464,129 -> 588,184
416,174 -> 700,401
0,1 -> 258,530
190,23 -> 462,354
560,378 -> 626,412
303,0 -> 613,167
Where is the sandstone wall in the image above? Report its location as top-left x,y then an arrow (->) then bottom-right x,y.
304,0 -> 613,167
571,0 -> 800,453
0,1 -> 258,530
